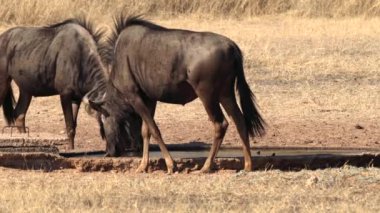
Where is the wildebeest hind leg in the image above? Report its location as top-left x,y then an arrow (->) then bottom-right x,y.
197,95 -> 228,173
136,101 -> 157,173
0,79 -> 10,112
13,91 -> 32,133
221,95 -> 252,171
60,94 -> 76,150
131,97 -> 174,174
0,59 -> 14,126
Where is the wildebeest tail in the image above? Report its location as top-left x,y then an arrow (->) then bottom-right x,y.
2,85 -> 15,125
234,45 -> 266,137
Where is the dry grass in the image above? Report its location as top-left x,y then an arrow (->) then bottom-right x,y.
2,0 -> 380,26
0,166 -> 379,212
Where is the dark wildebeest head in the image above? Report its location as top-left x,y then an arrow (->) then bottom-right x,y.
87,83 -> 143,157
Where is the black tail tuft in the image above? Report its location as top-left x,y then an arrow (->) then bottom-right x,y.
2,86 -> 15,125
234,45 -> 266,137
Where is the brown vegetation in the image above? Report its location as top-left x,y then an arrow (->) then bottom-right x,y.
2,0 -> 380,26
0,166 -> 379,212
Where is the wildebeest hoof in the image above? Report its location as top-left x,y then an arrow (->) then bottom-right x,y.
244,167 -> 253,172
192,167 -> 211,174
104,151 -> 120,157
136,167 -> 148,173
136,164 -> 148,173
244,164 -> 253,172
66,143 -> 74,150
166,167 -> 174,175
166,164 -> 177,175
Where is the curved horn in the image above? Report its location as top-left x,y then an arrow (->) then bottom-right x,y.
82,94 -> 95,116
83,92 -> 108,116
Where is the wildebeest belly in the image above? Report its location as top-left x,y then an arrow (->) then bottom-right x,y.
12,71 -> 58,96
9,47 -> 59,96
154,81 -> 197,105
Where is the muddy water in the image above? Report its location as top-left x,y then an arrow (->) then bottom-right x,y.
62,148 -> 380,159
1,148 -> 378,172
155,149 -> 378,158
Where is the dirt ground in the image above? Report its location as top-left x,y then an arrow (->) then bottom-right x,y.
8,96 -> 378,153
0,17 -> 379,153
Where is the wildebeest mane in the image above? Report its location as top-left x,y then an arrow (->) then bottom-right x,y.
45,17 -> 106,52
101,14 -> 167,66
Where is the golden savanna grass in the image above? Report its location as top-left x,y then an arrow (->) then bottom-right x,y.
0,167 -> 379,212
2,0 -> 380,25
0,0 -> 379,212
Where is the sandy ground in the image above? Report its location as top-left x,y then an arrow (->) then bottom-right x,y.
2,85 -> 378,153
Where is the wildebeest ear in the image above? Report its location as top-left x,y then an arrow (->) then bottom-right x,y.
89,100 -> 110,117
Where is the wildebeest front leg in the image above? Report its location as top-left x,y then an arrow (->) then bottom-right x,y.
71,99 -> 81,129
136,101 -> 157,173
60,94 -> 76,149
131,97 -> 175,174
136,121 -> 151,173
13,92 -> 32,133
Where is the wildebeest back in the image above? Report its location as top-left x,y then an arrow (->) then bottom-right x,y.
1,23 -> 102,97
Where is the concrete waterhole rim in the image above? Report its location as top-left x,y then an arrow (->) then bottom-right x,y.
0,144 -> 379,173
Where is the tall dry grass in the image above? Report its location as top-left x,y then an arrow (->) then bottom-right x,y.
0,167 -> 379,212
2,0 -> 380,26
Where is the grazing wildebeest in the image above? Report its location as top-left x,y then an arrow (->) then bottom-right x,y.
0,18 -> 107,149
89,15 -> 266,173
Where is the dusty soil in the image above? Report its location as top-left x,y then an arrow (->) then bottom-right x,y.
1,94 -> 377,153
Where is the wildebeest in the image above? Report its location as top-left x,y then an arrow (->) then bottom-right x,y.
0,18 -> 107,149
89,15 -> 266,173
